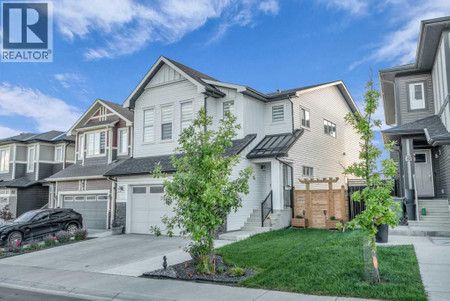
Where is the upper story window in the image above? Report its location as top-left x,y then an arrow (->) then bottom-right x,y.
324,119 -> 336,137
302,166 -> 314,177
161,105 -> 173,140
0,148 -> 10,173
118,128 -> 128,155
86,131 -> 106,157
143,108 -> 155,143
27,146 -> 35,172
181,101 -> 193,130
300,107 -> 310,128
408,82 -> 426,110
55,146 -> 63,162
223,101 -> 235,117
272,105 -> 284,123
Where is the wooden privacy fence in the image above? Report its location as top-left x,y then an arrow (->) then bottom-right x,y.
294,177 -> 348,229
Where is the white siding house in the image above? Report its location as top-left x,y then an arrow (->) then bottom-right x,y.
106,56 -> 360,235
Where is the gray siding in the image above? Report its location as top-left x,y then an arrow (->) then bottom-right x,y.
16,185 -> 49,216
14,163 -> 26,179
0,163 -> 13,181
40,145 -> 54,161
15,145 -> 27,161
396,74 -> 435,125
38,163 -> 62,179
438,144 -> 450,199
84,151 -> 109,166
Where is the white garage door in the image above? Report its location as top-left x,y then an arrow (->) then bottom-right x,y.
130,186 -> 177,235
63,195 -> 108,229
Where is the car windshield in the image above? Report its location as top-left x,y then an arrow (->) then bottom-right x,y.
14,211 -> 38,223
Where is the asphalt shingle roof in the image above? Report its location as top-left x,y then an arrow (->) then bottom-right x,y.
79,119 -> 120,129
0,177 -> 39,188
100,99 -> 134,122
383,115 -> 448,138
247,129 -> 303,159
48,159 -> 127,180
105,134 -> 257,177
0,131 -> 74,146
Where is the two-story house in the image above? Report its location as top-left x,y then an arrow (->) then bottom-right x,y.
380,17 -> 450,226
103,56 -> 361,235
47,99 -> 134,230
0,131 -> 75,218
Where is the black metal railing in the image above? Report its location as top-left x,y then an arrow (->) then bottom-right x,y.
261,190 -> 273,227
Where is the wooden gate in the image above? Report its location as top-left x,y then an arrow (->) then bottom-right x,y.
294,178 -> 348,229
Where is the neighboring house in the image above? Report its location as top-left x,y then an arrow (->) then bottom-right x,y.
46,99 -> 134,230
379,17 -> 450,225
104,56 -> 361,235
0,131 -> 75,217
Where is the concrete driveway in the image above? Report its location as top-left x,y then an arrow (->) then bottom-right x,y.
0,234 -> 231,277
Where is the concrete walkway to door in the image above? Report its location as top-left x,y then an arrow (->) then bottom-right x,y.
0,234 -> 232,276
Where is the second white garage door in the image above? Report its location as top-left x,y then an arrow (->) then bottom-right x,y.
130,185 -> 176,235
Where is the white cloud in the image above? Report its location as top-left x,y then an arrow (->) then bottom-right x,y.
54,0 -> 280,60
349,0 -> 450,69
0,83 -> 82,132
316,0 -> 369,16
259,0 -> 279,15
54,73 -> 85,89
0,126 -> 21,139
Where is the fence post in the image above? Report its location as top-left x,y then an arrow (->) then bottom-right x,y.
340,185 -> 346,222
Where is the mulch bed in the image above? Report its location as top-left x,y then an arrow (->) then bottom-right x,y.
142,255 -> 256,285
0,237 -> 94,260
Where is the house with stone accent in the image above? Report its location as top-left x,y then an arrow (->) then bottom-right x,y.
101,56 -> 361,235
46,99 -> 134,229
379,17 -> 450,227
0,131 -> 75,218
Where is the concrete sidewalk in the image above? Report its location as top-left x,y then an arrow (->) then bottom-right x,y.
378,235 -> 450,301
0,264 -> 372,301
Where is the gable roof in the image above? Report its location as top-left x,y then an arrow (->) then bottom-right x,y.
0,131 -> 74,146
123,56 -> 225,108
67,99 -> 133,136
379,17 -> 450,125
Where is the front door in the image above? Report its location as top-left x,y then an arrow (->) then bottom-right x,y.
413,149 -> 434,197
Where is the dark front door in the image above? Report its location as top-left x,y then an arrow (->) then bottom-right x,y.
283,164 -> 293,208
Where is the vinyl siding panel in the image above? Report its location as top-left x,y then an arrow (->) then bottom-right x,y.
15,145 -> 27,161
264,100 -> 292,135
288,86 -> 360,190
396,74 -> 435,125
86,179 -> 111,191
16,186 -> 49,216
134,78 -> 203,157
39,145 -> 54,161
432,32 -> 450,131
438,144 -> 450,199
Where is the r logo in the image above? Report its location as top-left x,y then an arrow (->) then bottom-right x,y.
3,2 -> 48,49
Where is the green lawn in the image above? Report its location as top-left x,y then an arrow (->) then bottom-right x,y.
216,229 -> 426,301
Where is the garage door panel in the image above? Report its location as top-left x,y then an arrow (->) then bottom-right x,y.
62,195 -> 107,230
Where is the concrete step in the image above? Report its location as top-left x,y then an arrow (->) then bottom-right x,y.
244,221 -> 264,227
390,225 -> 450,237
218,230 -> 263,241
241,226 -> 272,232
408,221 -> 450,227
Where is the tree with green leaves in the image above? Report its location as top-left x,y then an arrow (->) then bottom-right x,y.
344,79 -> 398,283
152,107 -> 253,274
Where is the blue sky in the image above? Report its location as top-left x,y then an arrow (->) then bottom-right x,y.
1,0 -> 449,153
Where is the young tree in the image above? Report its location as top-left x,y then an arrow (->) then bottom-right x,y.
152,107 -> 253,273
344,79 -> 398,283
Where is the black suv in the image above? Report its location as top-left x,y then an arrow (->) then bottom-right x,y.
0,208 -> 83,245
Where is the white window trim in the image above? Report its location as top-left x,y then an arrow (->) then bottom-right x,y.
302,166 -> 314,177
271,104 -> 285,124
0,147 -> 10,173
161,104 -> 173,141
300,106 -> 310,129
408,82 -> 426,110
142,107 -> 155,144
27,146 -> 36,173
55,145 -> 64,162
223,100 -> 235,118
118,128 -> 128,155
180,100 -> 194,131
86,130 -> 107,158
323,119 -> 337,138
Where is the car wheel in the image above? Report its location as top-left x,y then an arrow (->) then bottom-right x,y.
66,223 -> 79,235
7,231 -> 23,245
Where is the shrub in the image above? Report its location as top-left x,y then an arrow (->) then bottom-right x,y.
0,249 -> 3,256
229,266 -> 244,277
336,222 -> 343,231
29,240 -> 41,250
56,230 -> 71,243
5,242 -> 20,253
43,235 -> 56,247
330,216 -> 336,221
295,215 -> 304,219
74,229 -> 88,241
